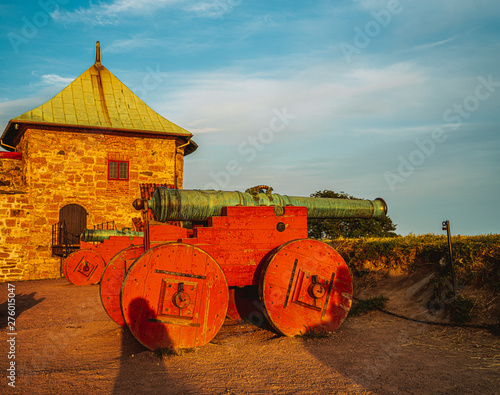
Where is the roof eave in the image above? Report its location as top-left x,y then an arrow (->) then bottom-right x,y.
184,139 -> 198,156
1,121 -> 18,151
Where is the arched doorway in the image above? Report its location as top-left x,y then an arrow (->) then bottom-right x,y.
59,204 -> 88,242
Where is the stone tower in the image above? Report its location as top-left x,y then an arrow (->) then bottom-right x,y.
0,42 -> 197,282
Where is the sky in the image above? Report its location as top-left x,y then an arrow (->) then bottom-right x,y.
1,0 -> 499,236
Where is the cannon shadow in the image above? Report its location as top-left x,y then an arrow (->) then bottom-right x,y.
112,297 -> 195,395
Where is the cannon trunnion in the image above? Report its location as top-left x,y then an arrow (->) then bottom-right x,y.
95,187 -> 388,351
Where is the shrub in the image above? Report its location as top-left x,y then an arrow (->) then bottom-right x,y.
349,296 -> 389,317
329,234 -> 500,291
447,295 -> 478,325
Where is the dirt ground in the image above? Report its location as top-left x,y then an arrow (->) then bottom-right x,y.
1,270 -> 499,395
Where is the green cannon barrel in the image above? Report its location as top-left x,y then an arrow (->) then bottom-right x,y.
81,228 -> 144,243
133,187 -> 387,222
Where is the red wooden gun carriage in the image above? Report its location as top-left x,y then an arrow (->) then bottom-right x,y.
96,186 -> 387,351
62,229 -> 143,286
63,225 -> 188,286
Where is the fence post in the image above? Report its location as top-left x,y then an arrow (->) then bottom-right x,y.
442,220 -> 457,298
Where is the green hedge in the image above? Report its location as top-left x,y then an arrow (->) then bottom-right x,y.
328,234 -> 500,291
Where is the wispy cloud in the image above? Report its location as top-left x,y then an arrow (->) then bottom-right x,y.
51,0 -> 240,25
51,0 -> 180,25
145,59 -> 429,142
356,0 -> 393,11
0,89 -> 58,126
0,74 -> 75,125
184,0 -> 241,18
411,36 -> 459,52
353,123 -> 466,136
345,62 -> 426,89
40,74 -> 75,86
105,37 -> 166,53
105,34 -> 216,55
186,125 -> 220,134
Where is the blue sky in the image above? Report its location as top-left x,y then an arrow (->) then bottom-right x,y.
1,0 -> 499,235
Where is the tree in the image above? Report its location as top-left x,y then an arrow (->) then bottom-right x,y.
307,190 -> 398,239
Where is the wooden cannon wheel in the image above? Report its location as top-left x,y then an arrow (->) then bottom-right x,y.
259,239 -> 353,336
100,245 -> 145,327
64,249 -> 106,286
121,242 -> 229,351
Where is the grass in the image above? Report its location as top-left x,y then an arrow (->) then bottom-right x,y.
324,235 -> 499,328
296,328 -> 332,339
428,291 -> 479,325
328,234 -> 500,291
447,295 -> 478,325
349,296 -> 389,317
489,323 -> 500,337
153,347 -> 197,358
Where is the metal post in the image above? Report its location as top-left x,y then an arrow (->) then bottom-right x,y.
442,220 -> 457,298
143,210 -> 151,251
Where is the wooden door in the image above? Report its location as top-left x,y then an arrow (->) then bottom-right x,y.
59,204 -> 87,243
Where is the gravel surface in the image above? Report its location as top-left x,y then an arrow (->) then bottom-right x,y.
1,278 -> 498,394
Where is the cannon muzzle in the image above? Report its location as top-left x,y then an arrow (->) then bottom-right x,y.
134,187 -> 387,222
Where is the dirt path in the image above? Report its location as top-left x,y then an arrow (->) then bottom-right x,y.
1,279 -> 498,394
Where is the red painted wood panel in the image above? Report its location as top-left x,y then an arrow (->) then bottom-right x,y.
149,223 -> 188,242
180,206 -> 309,286
0,152 -> 22,160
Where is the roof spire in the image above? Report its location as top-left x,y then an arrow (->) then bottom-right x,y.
94,41 -> 103,69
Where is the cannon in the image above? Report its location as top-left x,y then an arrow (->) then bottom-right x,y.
99,186 -> 388,351
64,225 -> 188,286
63,228 -> 144,286
132,186 -> 387,221
80,228 -> 143,243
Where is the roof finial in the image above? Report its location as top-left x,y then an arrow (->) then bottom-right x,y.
95,41 -> 102,68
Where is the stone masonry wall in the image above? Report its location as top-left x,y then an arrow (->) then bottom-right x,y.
0,155 -> 29,282
0,127 -> 185,282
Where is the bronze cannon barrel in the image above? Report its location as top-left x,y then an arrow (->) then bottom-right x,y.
81,228 -> 144,243
133,187 -> 387,222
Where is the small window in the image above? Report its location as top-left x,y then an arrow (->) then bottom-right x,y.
108,160 -> 129,180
